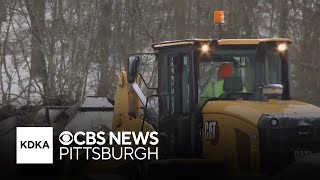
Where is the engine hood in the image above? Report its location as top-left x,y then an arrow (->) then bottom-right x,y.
202,99 -> 320,126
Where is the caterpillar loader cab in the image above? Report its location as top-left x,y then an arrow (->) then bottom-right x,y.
126,38 -> 320,175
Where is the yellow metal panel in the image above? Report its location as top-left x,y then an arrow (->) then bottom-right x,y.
153,41 -> 194,48
218,38 -> 292,45
201,99 -> 320,173
202,100 -> 320,126
112,71 -> 130,130
260,38 -> 293,43
152,38 -> 293,48
202,113 -> 259,174
84,71 -> 155,175
112,71 -> 155,132
218,39 -> 261,45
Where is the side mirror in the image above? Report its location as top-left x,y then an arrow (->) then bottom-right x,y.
263,84 -> 283,99
128,56 -> 140,84
240,57 -> 246,67
234,57 -> 247,67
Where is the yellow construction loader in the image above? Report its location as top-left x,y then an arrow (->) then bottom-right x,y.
86,37 -> 319,179
80,38 -> 320,179
74,11 -> 320,179
1,10 -> 320,180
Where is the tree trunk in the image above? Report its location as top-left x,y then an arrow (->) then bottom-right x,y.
278,0 -> 289,37
96,0 -> 112,96
25,0 -> 49,104
174,0 -> 186,39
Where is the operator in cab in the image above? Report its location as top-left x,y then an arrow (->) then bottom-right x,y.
201,63 -> 233,97
199,62 -> 247,104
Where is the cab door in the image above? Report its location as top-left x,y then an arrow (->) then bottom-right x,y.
158,48 -> 195,157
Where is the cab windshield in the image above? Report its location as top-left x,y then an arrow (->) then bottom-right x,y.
198,48 -> 282,103
199,50 -> 255,102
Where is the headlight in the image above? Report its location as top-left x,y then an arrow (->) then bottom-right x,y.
201,44 -> 209,52
277,43 -> 288,52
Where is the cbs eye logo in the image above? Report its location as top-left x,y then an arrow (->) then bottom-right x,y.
59,131 -> 73,145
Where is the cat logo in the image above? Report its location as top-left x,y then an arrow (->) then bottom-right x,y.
204,121 -> 219,145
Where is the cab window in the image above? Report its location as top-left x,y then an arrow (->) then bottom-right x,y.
198,49 -> 255,103
265,49 -> 282,84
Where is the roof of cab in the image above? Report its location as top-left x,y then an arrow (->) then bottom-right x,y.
152,38 -> 292,49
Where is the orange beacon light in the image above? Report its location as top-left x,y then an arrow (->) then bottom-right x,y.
213,11 -> 225,24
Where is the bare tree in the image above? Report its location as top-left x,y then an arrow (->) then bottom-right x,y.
25,0 -> 49,104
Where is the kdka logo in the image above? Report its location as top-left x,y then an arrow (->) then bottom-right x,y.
16,127 -> 53,164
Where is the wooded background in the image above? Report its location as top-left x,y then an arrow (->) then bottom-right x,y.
0,0 -> 319,108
